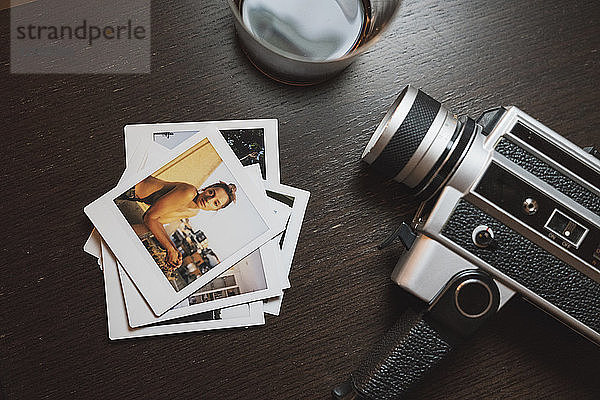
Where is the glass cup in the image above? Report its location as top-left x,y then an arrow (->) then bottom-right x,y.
227,0 -> 402,85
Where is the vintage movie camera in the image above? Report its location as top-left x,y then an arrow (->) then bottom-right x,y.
333,85 -> 600,399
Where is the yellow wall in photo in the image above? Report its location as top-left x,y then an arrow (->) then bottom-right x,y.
153,138 -> 222,188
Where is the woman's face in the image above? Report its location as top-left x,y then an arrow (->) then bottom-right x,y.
196,187 -> 229,211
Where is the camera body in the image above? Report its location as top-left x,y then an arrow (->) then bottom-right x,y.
393,101 -> 600,343
334,86 -> 600,400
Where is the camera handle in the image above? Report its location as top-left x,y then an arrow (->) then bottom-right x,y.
332,269 -> 500,400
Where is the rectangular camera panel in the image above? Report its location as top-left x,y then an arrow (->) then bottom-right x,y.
474,162 -> 600,266
510,123 -> 600,195
495,126 -> 600,217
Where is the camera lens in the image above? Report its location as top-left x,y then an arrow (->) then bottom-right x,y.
362,85 -> 476,200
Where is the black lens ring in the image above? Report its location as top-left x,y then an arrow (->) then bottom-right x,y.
370,90 -> 441,179
416,117 -> 477,201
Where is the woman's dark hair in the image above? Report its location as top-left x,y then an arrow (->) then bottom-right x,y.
204,181 -> 237,209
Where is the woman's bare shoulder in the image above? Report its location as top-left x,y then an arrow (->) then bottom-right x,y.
175,182 -> 197,197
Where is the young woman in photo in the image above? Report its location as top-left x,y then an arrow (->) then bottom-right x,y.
117,176 -> 237,269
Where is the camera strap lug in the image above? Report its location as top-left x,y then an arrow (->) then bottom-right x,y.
377,222 -> 416,251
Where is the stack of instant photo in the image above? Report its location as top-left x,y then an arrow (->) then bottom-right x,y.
83,120 -> 309,339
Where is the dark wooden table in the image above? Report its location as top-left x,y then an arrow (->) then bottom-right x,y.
2,0 -> 599,399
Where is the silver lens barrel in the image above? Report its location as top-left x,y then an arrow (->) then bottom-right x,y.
362,85 -> 474,199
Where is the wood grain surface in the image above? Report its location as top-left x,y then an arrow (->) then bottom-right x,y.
1,0 -> 599,399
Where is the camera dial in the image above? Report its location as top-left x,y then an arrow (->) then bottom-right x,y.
472,225 -> 495,248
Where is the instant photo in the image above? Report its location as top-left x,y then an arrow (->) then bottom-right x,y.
119,164 -> 286,328
113,137 -> 267,292
85,128 -> 279,315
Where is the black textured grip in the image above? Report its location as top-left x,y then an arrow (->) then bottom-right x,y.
351,309 -> 453,400
442,200 -> 600,333
370,91 -> 441,179
495,138 -> 600,216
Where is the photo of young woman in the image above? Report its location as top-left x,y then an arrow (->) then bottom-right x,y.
117,177 -> 237,268
113,137 -> 269,292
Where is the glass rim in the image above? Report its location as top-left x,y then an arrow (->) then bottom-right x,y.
227,0 -> 402,65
